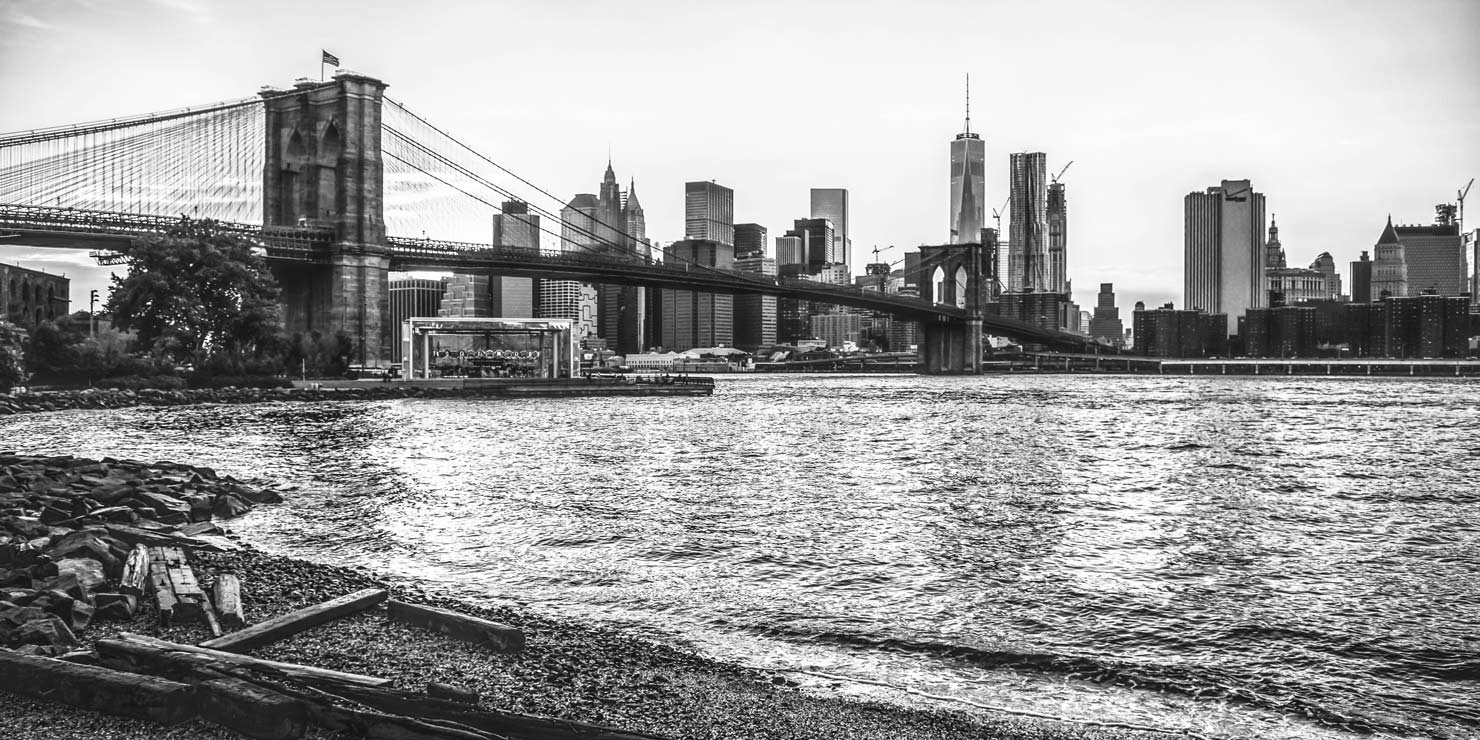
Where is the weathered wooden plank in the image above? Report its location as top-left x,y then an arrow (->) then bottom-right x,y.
143,545 -> 210,624
199,588 -> 388,654
150,570 -> 179,626
0,649 -> 194,726
97,633 -> 393,688
386,600 -> 525,654
202,596 -> 224,638
167,564 -> 202,591
214,573 -> 245,630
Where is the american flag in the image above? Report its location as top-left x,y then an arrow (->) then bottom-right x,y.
322,50 -> 339,67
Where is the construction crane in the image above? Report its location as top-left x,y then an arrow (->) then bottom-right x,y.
1051,160 -> 1074,184
1459,178 -> 1474,234
991,196 -> 1010,232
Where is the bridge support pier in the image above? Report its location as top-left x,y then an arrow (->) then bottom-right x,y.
330,249 -> 390,367
262,71 -> 391,369
271,248 -> 389,367
919,318 -> 982,375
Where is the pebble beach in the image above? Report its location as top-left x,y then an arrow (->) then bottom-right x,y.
0,434 -> 1177,740
4,545 -> 1178,740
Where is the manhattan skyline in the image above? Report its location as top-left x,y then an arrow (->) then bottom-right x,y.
1,0 -> 1477,315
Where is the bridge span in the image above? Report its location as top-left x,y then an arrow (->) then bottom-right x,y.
0,71 -> 1104,371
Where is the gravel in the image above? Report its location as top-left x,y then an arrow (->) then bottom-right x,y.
4,544 -> 1174,739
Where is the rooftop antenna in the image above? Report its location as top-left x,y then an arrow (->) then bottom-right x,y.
964,73 -> 971,135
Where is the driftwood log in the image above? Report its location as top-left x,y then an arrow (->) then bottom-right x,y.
0,649 -> 194,725
193,676 -> 308,740
97,633 -> 392,687
214,572 -> 245,630
387,600 -> 525,654
200,588 -> 388,653
119,543 -> 150,596
320,681 -> 673,740
92,634 -> 673,740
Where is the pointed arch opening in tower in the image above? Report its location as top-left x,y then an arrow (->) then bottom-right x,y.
319,121 -> 342,163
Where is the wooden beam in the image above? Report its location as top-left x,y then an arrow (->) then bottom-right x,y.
193,677 -> 308,740
119,543 -> 149,596
0,649 -> 194,726
199,588 -> 388,653
214,573 -> 245,630
97,633 -> 392,688
386,600 -> 525,654
324,682 -> 674,740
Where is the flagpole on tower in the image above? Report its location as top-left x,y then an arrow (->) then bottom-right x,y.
321,49 -> 340,82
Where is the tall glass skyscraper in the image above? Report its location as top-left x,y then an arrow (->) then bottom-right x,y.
1008,152 -> 1048,292
490,199 -> 538,318
685,181 -> 734,246
1184,179 -> 1267,335
1046,181 -> 1068,294
734,223 -> 768,258
809,188 -> 849,269
949,79 -> 985,245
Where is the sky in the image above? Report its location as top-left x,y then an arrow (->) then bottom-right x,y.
2,0 -> 1479,314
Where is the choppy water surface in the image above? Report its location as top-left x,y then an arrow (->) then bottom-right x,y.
3,375 -> 1477,738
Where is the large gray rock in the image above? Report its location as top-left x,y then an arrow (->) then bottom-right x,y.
14,614 -> 79,648
55,558 -> 107,593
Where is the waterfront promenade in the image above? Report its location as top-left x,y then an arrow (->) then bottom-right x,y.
1014,353 -> 1480,376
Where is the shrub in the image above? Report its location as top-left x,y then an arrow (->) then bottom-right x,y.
0,321 -> 25,393
96,375 -> 189,391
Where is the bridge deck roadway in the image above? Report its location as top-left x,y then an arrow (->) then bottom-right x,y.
0,203 -> 1098,349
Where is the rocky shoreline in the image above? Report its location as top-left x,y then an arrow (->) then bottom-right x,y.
0,386 -> 515,416
1,453 -> 1170,739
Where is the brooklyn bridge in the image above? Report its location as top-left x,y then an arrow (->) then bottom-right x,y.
0,70 -> 1104,373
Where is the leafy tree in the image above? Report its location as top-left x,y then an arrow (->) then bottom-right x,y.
25,312 -> 158,386
106,218 -> 284,367
0,321 -> 25,393
25,312 -> 90,380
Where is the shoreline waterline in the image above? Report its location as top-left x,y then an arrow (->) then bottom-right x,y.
2,374 -> 1474,739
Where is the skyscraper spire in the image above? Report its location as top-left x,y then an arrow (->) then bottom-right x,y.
625,177 -> 642,211
964,73 -> 971,135
949,73 -> 985,242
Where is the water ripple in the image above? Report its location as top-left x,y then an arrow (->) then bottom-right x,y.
2,375 -> 1477,738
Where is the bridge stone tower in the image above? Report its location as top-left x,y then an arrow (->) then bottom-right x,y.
916,241 -> 993,374
261,72 -> 390,367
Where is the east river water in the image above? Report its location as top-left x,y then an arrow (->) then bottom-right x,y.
3,375 -> 1477,739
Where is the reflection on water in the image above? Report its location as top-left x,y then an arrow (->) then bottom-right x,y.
3,375 -> 1476,739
